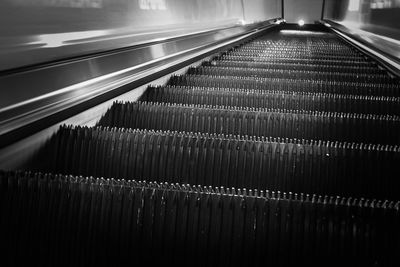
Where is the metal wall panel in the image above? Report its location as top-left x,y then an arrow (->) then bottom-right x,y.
323,0 -> 400,67
284,0 -> 324,23
324,0 -> 400,40
243,0 -> 282,22
0,0 -> 281,71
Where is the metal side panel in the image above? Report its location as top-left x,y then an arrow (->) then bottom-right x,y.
0,20 -> 280,146
0,0 -> 283,71
0,62 -> 192,171
0,20 -> 281,168
321,20 -> 400,77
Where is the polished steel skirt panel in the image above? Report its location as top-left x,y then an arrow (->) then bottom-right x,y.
0,20 -> 279,148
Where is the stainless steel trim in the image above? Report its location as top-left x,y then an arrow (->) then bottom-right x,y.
332,28 -> 400,70
0,20 -> 278,143
0,56 -> 208,170
321,20 -> 400,77
0,52 -> 218,170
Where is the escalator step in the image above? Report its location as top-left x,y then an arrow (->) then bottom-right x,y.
206,60 -> 384,74
225,52 -> 365,61
1,171 -> 399,266
141,85 -> 400,115
36,125 -> 400,199
235,45 -> 356,52
97,101 -> 400,145
169,75 -> 400,97
219,55 -> 373,67
188,66 -> 396,84
235,47 -> 356,55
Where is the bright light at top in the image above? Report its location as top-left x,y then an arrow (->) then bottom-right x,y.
238,19 -> 247,25
26,30 -> 107,48
348,0 -> 360,11
298,19 -> 305,26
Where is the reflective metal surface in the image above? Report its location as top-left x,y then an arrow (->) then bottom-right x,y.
0,53 -> 212,170
322,1 -> 400,75
0,22 -> 239,71
284,0 -> 324,23
324,20 -> 400,59
323,0 -> 400,40
0,20 -> 278,147
243,0 -> 282,22
321,20 -> 400,78
0,0 -> 281,71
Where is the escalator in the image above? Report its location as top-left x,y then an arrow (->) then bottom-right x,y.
1,28 -> 400,266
